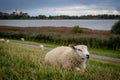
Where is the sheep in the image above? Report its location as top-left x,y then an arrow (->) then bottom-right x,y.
21,38 -> 24,41
68,44 -> 74,47
0,38 -> 5,43
45,45 -> 90,72
39,44 -> 44,50
6,40 -> 10,43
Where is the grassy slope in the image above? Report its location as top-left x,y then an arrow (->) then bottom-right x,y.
0,43 -> 120,80
89,48 -> 120,58
0,26 -> 120,58
11,39 -> 120,58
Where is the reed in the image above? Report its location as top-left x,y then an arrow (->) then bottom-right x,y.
0,31 -> 120,50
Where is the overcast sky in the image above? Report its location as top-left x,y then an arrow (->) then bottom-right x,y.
0,0 -> 120,16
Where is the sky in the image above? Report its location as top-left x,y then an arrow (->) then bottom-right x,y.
0,0 -> 120,16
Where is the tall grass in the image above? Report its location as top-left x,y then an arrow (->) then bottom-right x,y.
0,31 -> 120,50
0,43 -> 120,80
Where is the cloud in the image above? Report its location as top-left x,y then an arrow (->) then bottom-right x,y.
1,0 -> 119,16
26,5 -> 120,16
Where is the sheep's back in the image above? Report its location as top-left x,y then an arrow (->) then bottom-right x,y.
45,46 -> 73,65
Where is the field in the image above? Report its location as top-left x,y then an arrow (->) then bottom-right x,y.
0,26 -> 120,58
0,26 -> 120,50
11,39 -> 120,58
0,26 -> 118,39
0,42 -> 120,80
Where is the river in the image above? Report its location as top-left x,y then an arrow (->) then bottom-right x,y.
0,19 -> 118,30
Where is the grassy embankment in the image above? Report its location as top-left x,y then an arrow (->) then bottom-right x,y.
0,26 -> 120,49
0,26 -> 120,58
11,39 -> 120,58
0,42 -> 120,80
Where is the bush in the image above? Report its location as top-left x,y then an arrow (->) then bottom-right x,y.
111,20 -> 120,34
71,25 -> 83,33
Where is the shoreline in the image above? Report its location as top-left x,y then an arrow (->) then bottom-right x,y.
0,25 -> 112,36
0,25 -> 110,31
0,25 -> 117,39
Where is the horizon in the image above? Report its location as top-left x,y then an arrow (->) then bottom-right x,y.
1,9 -> 120,17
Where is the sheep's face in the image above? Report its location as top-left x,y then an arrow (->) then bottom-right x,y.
71,45 -> 90,61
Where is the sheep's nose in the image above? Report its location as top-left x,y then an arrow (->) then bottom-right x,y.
86,55 -> 90,59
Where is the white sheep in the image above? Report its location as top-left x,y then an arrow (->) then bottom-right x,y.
45,45 -> 90,72
39,44 -> 44,50
21,38 -> 24,41
0,38 -> 5,43
6,40 -> 10,43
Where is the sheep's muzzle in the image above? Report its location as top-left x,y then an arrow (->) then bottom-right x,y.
86,55 -> 90,59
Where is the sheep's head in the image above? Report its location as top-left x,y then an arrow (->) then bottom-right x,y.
71,45 -> 90,61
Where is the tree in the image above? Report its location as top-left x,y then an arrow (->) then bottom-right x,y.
38,15 -> 47,19
111,20 -> 120,34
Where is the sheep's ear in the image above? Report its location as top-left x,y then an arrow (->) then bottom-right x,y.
70,46 -> 76,50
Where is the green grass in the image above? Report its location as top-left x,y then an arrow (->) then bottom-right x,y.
1,26 -> 120,50
11,39 -> 120,58
89,48 -> 120,58
0,42 -> 120,80
11,39 -> 60,48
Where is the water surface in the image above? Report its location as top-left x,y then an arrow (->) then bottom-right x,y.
0,19 -> 118,30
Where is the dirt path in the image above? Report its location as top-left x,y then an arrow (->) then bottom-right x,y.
11,41 -> 120,63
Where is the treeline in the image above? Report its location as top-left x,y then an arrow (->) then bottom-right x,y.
0,32 -> 120,50
46,15 -> 120,19
0,14 -> 30,19
1,14 -> 120,19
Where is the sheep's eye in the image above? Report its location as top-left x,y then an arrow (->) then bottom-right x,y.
77,49 -> 82,52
